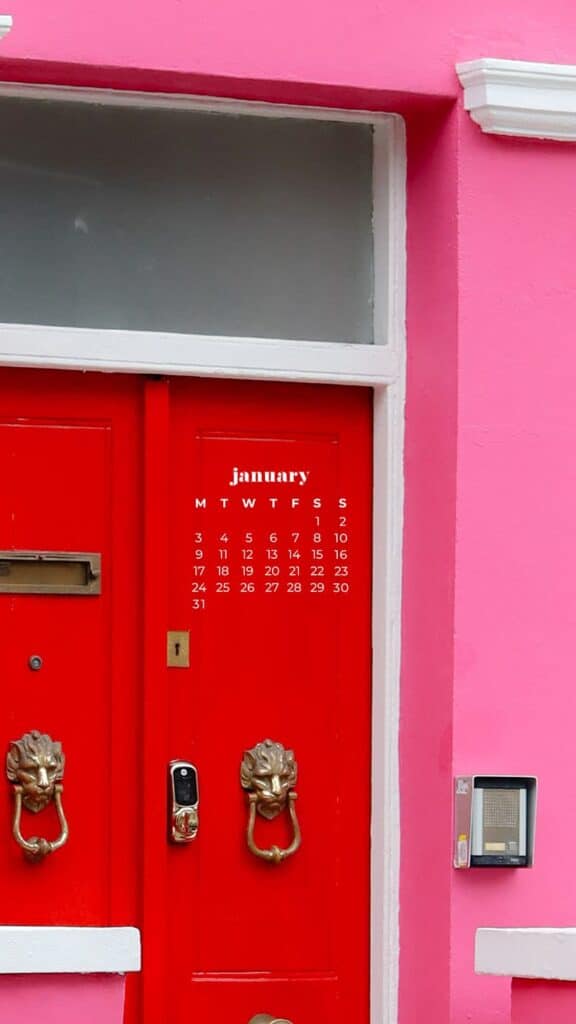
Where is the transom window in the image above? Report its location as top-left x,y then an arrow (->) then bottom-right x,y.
0,98 -> 375,344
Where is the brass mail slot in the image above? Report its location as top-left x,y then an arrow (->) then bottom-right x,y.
0,551 -> 101,595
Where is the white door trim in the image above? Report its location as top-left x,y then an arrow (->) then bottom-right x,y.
0,85 -> 406,1024
0,323 -> 400,386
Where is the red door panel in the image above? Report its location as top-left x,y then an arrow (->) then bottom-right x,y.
189,977 -> 340,1019
0,370 -> 142,933
165,380 -> 372,1023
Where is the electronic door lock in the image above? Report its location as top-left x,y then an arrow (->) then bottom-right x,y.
168,760 -> 199,843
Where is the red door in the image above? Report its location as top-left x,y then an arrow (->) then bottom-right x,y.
0,369 -> 142,937
0,371 -> 373,1024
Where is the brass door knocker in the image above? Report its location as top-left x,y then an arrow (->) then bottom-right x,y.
240,739 -> 301,865
6,730 -> 69,862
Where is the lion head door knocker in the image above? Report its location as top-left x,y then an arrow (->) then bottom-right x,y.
6,730 -> 69,862
240,739 -> 301,865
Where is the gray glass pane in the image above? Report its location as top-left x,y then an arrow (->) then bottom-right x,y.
0,99 -> 374,342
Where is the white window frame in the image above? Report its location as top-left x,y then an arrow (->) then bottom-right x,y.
0,82 -> 406,1024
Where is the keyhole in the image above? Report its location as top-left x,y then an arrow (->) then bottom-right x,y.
167,630 -> 189,668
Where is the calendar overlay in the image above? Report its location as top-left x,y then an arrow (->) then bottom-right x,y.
188,436 -> 358,612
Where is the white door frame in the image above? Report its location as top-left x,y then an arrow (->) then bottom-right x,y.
0,83 -> 406,1024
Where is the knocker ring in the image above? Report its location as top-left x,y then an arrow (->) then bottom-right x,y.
6,730 -> 69,862
241,738 -> 302,865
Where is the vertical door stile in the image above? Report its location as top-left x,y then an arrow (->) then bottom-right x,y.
108,381 -> 143,937
141,378 -> 171,1024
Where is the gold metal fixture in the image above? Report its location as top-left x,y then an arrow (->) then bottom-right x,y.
240,739 -> 301,865
166,630 -> 190,668
0,551 -> 101,595
248,1015 -> 294,1023
6,730 -> 69,861
168,760 -> 199,843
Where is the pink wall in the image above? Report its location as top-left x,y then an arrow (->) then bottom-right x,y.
0,974 -> 125,1022
2,1 -> 576,1024
450,111 -> 576,1023
401,104 -> 458,1024
512,981 -> 576,1024
1,0 -> 576,97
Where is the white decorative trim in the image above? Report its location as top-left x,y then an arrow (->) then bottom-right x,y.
456,58 -> 576,141
370,116 -> 406,1024
0,15 -> 11,40
0,927 -> 141,974
476,928 -> 576,980
0,324 -> 399,387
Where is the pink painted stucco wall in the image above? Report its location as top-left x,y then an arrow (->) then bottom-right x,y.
2,1 -> 576,1024
0,974 -> 125,1022
1,0 -> 576,98
449,113 -> 576,1024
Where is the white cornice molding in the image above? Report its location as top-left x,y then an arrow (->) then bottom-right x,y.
0,15 -> 12,39
456,58 -> 576,141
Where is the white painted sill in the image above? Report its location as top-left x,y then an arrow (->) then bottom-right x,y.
0,927 -> 141,974
476,928 -> 576,980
